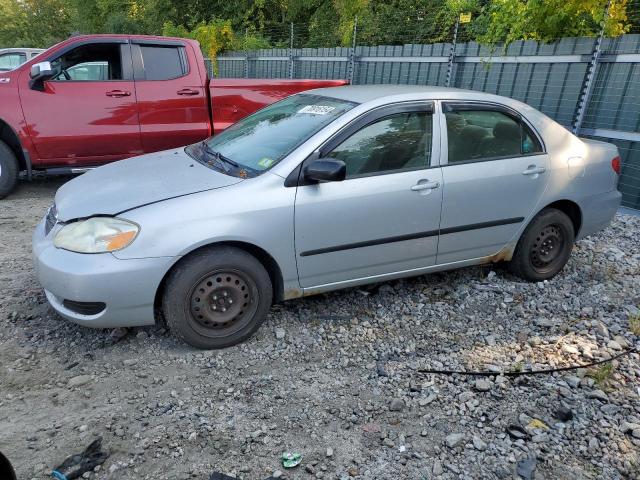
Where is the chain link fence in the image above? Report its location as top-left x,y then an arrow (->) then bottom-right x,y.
210,9 -> 640,210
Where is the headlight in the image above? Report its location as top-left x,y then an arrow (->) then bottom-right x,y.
54,217 -> 139,253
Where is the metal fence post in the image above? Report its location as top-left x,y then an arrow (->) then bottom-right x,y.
572,0 -> 610,134
445,17 -> 459,88
347,16 -> 358,84
244,27 -> 250,78
289,22 -> 295,79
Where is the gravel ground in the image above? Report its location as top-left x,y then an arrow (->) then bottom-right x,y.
1,179 -> 639,480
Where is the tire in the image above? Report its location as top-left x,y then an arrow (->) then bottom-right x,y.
163,246 -> 273,349
508,208 -> 575,282
0,141 -> 19,199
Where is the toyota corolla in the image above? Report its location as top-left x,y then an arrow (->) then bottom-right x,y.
32,85 -> 622,349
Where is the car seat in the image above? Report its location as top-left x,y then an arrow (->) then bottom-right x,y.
448,124 -> 489,162
477,121 -> 521,158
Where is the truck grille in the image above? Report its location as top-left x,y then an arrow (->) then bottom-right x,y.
45,204 -> 57,235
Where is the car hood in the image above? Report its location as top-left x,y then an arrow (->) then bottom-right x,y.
54,148 -> 243,221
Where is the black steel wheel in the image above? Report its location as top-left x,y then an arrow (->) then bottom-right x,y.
187,269 -> 259,338
163,246 -> 272,349
509,208 -> 575,282
529,224 -> 566,274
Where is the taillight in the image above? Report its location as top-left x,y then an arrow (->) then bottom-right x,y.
611,156 -> 621,175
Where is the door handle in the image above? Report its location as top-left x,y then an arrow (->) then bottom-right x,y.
105,90 -> 131,98
522,165 -> 546,176
411,180 -> 440,191
177,88 -> 199,96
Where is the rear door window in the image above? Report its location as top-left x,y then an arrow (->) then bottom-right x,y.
139,45 -> 187,80
444,104 -> 543,164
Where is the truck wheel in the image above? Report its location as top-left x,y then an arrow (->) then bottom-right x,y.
163,246 -> 273,349
508,208 -> 575,282
0,141 -> 19,199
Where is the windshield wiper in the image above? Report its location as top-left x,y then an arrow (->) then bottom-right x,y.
200,141 -> 239,170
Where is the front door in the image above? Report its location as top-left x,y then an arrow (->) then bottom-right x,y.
19,40 -> 142,166
437,102 -> 550,264
295,103 -> 443,289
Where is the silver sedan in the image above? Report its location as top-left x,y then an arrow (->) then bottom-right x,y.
32,85 -> 622,349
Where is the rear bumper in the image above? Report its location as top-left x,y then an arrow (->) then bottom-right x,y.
32,216 -> 175,328
577,189 -> 622,240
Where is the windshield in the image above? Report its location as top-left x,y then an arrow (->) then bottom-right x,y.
188,94 -> 356,175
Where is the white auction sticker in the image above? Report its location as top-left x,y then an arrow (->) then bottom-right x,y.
298,105 -> 336,115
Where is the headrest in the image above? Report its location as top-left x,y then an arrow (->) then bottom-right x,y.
460,125 -> 488,142
446,113 -> 467,130
493,121 -> 520,140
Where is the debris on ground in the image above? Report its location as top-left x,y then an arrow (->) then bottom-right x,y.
281,451 -> 302,468
51,437 -> 108,480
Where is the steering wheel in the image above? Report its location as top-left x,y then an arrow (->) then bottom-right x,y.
61,69 -> 71,81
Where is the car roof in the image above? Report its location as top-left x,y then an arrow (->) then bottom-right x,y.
305,84 -> 467,103
303,84 -> 537,110
300,84 -> 555,126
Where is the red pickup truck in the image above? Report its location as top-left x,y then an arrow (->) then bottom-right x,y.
0,34 -> 346,197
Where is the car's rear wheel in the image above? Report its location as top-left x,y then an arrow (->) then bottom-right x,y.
163,246 -> 272,349
508,208 -> 575,282
0,141 -> 19,199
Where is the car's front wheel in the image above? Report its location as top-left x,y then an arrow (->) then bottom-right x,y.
0,141 -> 19,199
163,246 -> 273,349
508,208 -> 575,282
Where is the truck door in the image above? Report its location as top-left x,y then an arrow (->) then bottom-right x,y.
19,39 -> 143,165
131,39 -> 211,152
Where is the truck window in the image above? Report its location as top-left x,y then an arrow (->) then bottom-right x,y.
139,45 -> 186,80
51,43 -> 123,81
0,53 -> 26,71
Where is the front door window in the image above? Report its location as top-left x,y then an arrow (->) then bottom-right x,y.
51,43 -> 125,81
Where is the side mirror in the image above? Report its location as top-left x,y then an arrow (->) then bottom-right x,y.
29,61 -> 53,90
30,61 -> 53,80
304,159 -> 346,183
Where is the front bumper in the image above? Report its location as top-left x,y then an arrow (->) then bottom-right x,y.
32,216 -> 176,328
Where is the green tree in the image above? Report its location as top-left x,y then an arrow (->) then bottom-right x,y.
0,0 -> 71,48
478,0 -> 630,45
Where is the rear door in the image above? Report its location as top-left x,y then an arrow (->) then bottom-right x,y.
294,102 -> 443,288
131,39 -> 210,152
19,39 -> 142,165
436,102 -> 550,264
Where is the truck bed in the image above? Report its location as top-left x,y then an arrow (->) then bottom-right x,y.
209,78 -> 349,133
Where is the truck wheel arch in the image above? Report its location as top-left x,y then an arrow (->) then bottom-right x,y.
0,119 -> 28,173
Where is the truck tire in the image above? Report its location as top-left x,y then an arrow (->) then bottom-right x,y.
0,141 -> 19,199
163,246 -> 273,349
508,208 -> 575,282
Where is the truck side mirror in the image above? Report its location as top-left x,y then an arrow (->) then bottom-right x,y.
29,61 -> 53,90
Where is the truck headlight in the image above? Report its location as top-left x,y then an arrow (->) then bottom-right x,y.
54,217 -> 140,253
